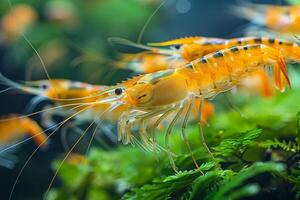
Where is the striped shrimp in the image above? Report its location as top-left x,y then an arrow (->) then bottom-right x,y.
0,114 -> 47,168
230,2 -> 300,34
95,44 -> 290,171
145,36 -> 300,97
148,36 -> 300,63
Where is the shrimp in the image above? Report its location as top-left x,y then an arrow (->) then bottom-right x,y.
146,36 -> 300,98
0,114 -> 46,169
0,114 -> 47,147
115,54 -> 185,73
0,76 -> 126,122
230,3 -> 300,34
148,36 -> 300,63
95,44 -> 290,170
1,4 -> 37,42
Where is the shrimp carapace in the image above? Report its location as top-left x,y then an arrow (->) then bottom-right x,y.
0,114 -> 47,148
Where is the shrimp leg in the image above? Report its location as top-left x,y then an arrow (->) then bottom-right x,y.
181,98 -> 202,172
165,105 -> 184,172
198,99 -> 219,167
152,107 -> 176,154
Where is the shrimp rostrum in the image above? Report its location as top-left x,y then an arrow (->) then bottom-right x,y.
96,44 -> 290,168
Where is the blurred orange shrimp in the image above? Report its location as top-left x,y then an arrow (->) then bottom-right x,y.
0,76 -> 131,128
0,114 -> 47,148
230,3 -> 300,34
1,4 -> 37,42
0,114 -> 47,168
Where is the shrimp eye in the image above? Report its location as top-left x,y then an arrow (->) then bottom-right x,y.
114,88 -> 123,95
40,84 -> 48,90
173,44 -> 181,50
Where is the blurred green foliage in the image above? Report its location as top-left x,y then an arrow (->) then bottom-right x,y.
0,0 -> 161,83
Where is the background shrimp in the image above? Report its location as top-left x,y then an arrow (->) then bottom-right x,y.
230,2 -> 300,36
0,114 -> 46,168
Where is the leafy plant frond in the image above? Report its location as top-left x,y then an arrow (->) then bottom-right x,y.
259,138 -> 300,153
213,128 -> 262,157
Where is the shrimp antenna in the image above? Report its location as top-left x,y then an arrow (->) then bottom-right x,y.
294,35 -> 300,42
137,0 -> 168,44
85,102 -> 122,153
108,37 -> 174,55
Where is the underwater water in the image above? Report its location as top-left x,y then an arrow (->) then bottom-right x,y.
0,0 -> 299,199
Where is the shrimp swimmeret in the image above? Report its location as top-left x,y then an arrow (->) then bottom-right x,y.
95,44 -> 291,170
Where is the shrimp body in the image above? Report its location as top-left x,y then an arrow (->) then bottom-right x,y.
149,36 -> 300,63
185,44 -> 290,95
0,114 -> 47,147
98,44 -> 290,145
231,3 -> 300,33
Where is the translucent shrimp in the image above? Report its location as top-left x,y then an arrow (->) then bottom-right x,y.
0,76 -> 124,121
115,53 -> 185,73
95,44 -> 290,170
230,3 -> 300,34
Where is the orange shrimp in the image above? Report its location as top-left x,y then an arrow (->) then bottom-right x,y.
95,44 -> 290,170
230,3 -> 300,34
148,36 -> 300,63
1,4 -> 37,42
146,36 -> 300,98
0,114 -> 47,148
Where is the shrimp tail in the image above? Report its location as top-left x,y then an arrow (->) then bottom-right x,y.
0,73 -> 41,95
228,2 -> 266,26
23,118 -> 49,148
108,37 -> 173,55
